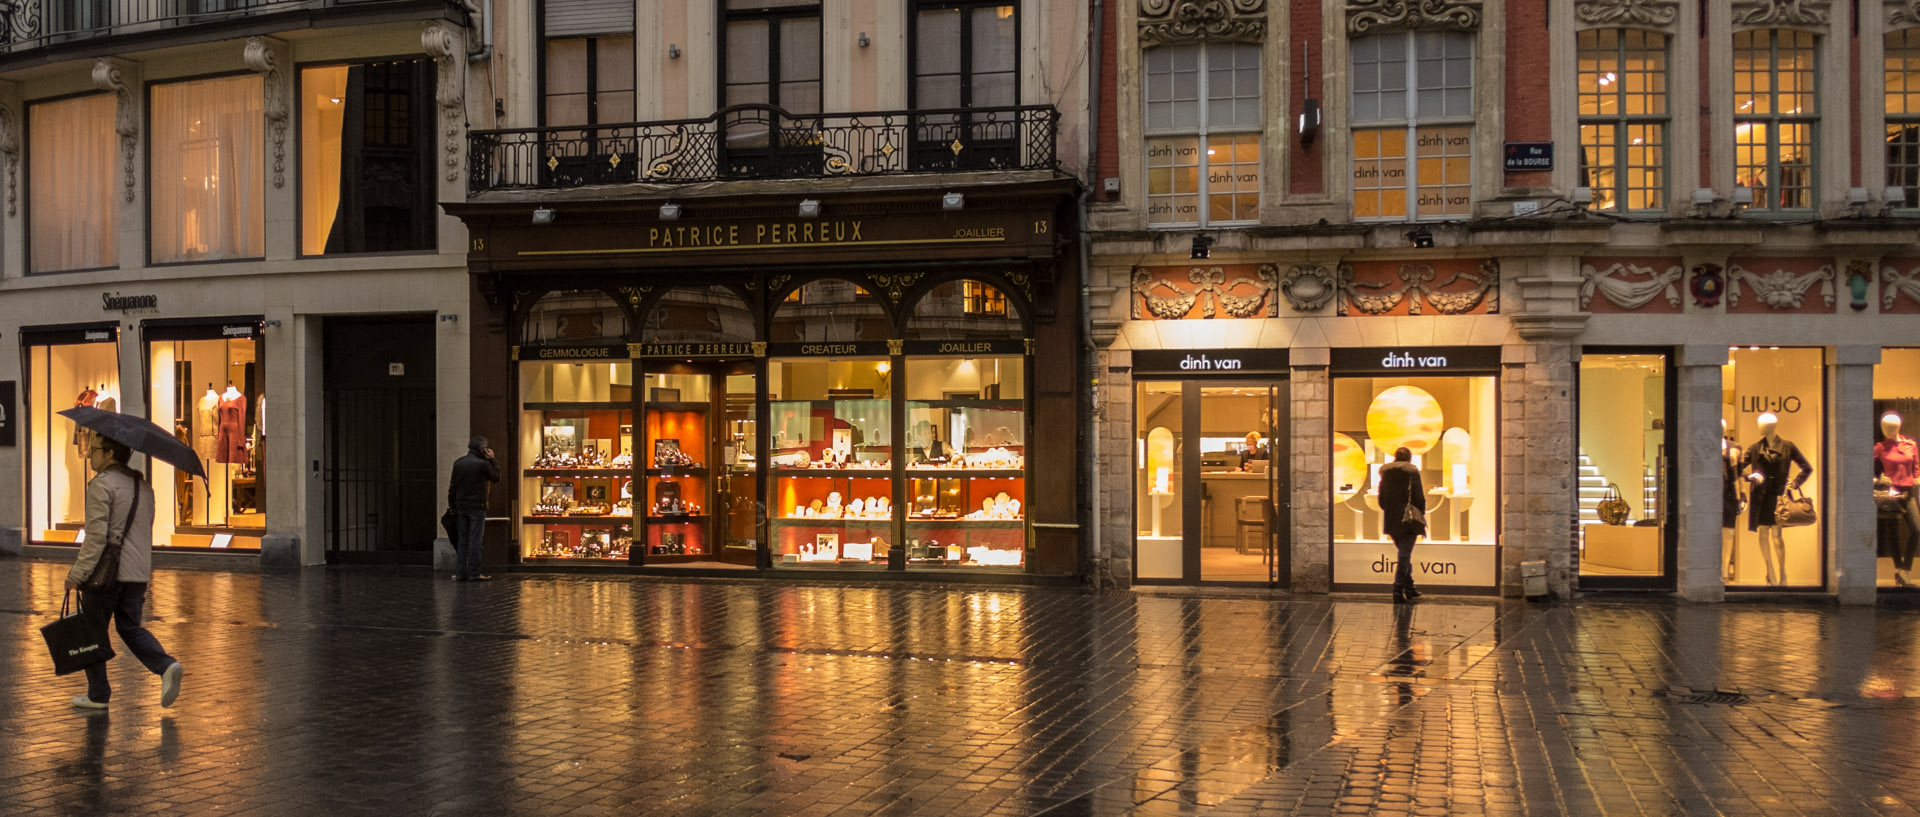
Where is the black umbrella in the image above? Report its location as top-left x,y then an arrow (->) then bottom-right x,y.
57,406 -> 208,479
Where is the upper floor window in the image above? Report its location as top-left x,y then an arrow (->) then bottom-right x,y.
721,0 -> 821,113
542,0 -> 635,127
912,2 -> 1017,110
301,59 -> 439,256
1887,29 -> 1920,209
963,280 -> 1008,316
28,93 -> 117,273
1145,43 -> 1261,227
1733,29 -> 1816,212
1577,29 -> 1667,212
150,74 -> 264,264
1350,31 -> 1473,220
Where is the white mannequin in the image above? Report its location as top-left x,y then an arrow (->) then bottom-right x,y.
222,384 -> 243,401
1746,412 -> 1788,585
1885,412 -> 1904,442
93,383 -> 116,412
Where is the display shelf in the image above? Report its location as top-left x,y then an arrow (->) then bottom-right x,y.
646,401 -> 710,412
646,466 -> 709,476
772,516 -> 893,525
645,514 -> 711,521
904,518 -> 1026,527
523,515 -> 637,524
772,467 -> 894,476
524,468 -> 633,477
523,401 -> 632,411
902,468 -> 1025,478
909,398 -> 1025,409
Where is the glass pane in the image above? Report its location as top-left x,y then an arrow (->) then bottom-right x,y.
971,6 -> 1017,74
720,371 -> 760,557
726,20 -> 769,86
520,358 -> 635,561
1873,348 -> 1920,587
1136,381 -> 1185,580
769,358 -> 893,567
770,279 -> 890,342
905,354 -> 1026,568
1721,348 -> 1823,587
29,93 -> 117,272
150,74 -> 266,263
916,9 -> 961,74
29,343 -> 122,542
147,338 -> 266,540
1199,383 -> 1274,582
301,60 -> 437,256
1147,136 -> 1201,225
1578,353 -> 1667,578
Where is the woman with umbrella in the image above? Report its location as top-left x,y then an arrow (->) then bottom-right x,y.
59,406 -> 190,710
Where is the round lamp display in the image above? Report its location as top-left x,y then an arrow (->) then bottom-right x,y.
1332,432 -> 1366,502
1364,385 -> 1444,455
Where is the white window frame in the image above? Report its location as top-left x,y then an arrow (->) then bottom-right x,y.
1143,42 -> 1262,228
1349,30 -> 1475,222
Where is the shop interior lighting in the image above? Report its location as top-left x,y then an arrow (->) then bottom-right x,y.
798,199 -> 821,218
942,191 -> 964,211
1405,227 -> 1434,249
1190,235 -> 1214,259
659,202 -> 681,221
531,207 -> 556,225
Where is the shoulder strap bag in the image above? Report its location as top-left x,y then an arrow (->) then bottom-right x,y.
40,591 -> 115,675
77,472 -> 140,595
1400,469 -> 1427,537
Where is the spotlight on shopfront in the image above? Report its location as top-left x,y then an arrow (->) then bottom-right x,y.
942,191 -> 964,211
531,207 -> 556,225
1886,185 -> 1909,214
798,198 -> 821,218
1731,186 -> 1755,208
659,202 -> 681,221
1405,227 -> 1434,249
1190,235 -> 1214,259
1571,186 -> 1593,207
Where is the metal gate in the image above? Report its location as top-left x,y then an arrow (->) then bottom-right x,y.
323,317 -> 436,562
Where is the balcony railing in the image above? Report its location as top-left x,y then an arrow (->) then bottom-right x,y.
468,104 -> 1061,193
0,0 -> 451,52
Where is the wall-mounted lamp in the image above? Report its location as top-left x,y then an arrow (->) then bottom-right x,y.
797,198 -> 821,218
1885,185 -> 1909,213
531,207 -> 556,225
1405,227 -> 1434,249
858,32 -> 870,48
1570,186 -> 1593,207
668,44 -> 681,59
659,202 -> 681,221
1190,235 -> 1213,259
1730,186 -> 1755,208
942,191 -> 964,211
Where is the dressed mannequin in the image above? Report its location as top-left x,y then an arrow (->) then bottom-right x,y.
216,384 -> 247,464
1722,419 -> 1743,582
1876,412 -> 1919,585
71,385 -> 98,461
93,384 -> 115,413
1743,412 -> 1813,586
195,385 -> 219,462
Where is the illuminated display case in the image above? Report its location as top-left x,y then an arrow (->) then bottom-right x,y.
146,321 -> 267,550
641,371 -> 711,559
903,353 -> 1026,567
519,354 -> 635,561
25,328 -> 122,545
769,357 -> 895,565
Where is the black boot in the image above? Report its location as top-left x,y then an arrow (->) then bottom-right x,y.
1392,585 -> 1408,603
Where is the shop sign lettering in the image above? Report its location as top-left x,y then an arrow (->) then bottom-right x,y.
1371,556 -> 1457,575
641,342 -> 754,358
799,344 -> 861,355
937,342 -> 996,354
646,221 -> 864,249
1179,354 -> 1242,371
1381,351 -> 1448,368
83,331 -> 111,342
530,345 -> 622,360
221,325 -> 254,338
1740,396 -> 1803,414
101,292 -> 157,313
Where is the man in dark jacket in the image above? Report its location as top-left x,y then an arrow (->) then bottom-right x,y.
448,436 -> 499,581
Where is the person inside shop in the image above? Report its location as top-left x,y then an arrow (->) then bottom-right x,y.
1742,411 -> 1813,586
1876,412 -> 1919,586
1239,431 -> 1269,471
447,436 -> 500,582
911,420 -> 950,464
1377,446 -> 1427,603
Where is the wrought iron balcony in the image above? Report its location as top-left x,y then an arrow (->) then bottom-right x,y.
0,0 -> 460,55
467,104 -> 1061,193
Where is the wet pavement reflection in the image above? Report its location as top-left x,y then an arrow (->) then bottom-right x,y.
5,559 -> 1920,815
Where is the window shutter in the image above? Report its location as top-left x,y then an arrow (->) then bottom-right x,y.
545,0 -> 634,38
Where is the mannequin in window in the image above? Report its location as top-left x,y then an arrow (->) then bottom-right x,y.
216,384 -> 248,464
93,384 -> 115,413
195,385 -> 219,463
1722,419 -> 1743,583
72,384 -> 99,462
1742,411 -> 1813,586
1876,411 -> 1919,586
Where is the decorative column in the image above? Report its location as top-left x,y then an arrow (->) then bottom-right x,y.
1507,275 -> 1586,598
1673,344 -> 1727,602
1830,345 -> 1879,604
1289,348 -> 1331,592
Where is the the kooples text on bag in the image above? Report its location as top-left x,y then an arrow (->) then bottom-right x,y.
66,643 -> 100,657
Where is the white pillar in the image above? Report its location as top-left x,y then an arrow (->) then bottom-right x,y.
1830,345 -> 1880,604
1675,345 -> 1727,602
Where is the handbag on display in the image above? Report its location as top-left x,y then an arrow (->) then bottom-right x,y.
1400,474 -> 1427,537
78,480 -> 141,595
1596,482 -> 1630,526
40,592 -> 114,676
1776,487 -> 1817,527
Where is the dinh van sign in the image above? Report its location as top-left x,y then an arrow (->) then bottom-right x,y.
1331,347 -> 1501,373
1132,349 -> 1289,375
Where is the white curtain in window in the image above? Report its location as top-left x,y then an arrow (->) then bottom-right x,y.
29,94 -> 117,272
151,75 -> 264,263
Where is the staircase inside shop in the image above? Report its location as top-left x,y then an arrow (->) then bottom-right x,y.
1577,450 -> 1605,525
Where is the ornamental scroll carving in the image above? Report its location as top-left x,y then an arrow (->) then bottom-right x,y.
1336,259 -> 1499,316
0,96 -> 17,218
92,57 -> 138,204
1726,263 -> 1835,309
1574,0 -> 1679,27
244,37 -> 289,189
1732,0 -> 1829,27
1131,265 -> 1276,319
1347,0 -> 1482,35
1138,0 -> 1267,46
1893,0 -> 1920,26
1578,262 -> 1683,310
1883,263 -> 1920,310
421,22 -> 467,184
1279,265 -> 1336,312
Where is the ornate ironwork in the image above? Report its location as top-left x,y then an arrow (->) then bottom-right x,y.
1347,0 -> 1483,35
1726,263 -> 1835,309
1574,0 -> 1679,27
0,1 -> 460,53
469,104 -> 1060,193
1138,0 -> 1267,45
1578,262 -> 1683,310
870,272 -> 924,304
1732,0 -> 1829,26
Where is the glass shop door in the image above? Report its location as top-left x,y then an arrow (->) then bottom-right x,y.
1135,379 -> 1289,585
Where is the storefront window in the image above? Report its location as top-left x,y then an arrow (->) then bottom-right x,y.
299,59 -> 438,255
518,291 -> 634,561
26,330 -> 120,543
1330,357 -> 1498,589
1577,353 -> 1668,579
769,357 -> 893,566
1721,347 -> 1823,587
146,323 -> 265,548
1873,348 -> 1920,588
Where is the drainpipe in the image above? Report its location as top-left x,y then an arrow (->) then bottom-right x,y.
466,0 -> 492,63
1078,0 -> 1104,587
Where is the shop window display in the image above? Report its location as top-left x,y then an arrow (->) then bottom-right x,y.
146,330 -> 265,547
769,357 -> 893,566
27,335 -> 120,543
1873,348 -> 1920,588
904,354 -> 1026,567
638,285 -> 758,566
1576,354 -> 1668,578
1720,347 -> 1822,587
1330,375 -> 1497,587
518,291 -> 634,561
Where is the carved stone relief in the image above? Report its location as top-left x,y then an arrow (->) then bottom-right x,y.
421,22 -> 467,184
1726,262 -> 1835,309
244,36 -> 290,189
1335,259 -> 1498,316
1346,0 -> 1482,35
92,57 -> 138,204
1573,0 -> 1679,27
0,88 -> 17,218
1883,262 -> 1920,310
1893,0 -> 1920,26
1278,265 -> 1336,312
1732,0 -> 1830,27
1138,0 -> 1267,46
1131,265 -> 1275,319
1578,262 -> 1683,310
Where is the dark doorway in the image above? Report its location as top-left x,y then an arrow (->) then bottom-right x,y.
324,315 -> 437,563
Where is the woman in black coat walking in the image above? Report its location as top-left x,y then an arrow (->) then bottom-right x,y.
1377,447 -> 1427,603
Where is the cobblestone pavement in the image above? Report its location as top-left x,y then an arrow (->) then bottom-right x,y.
4,559 -> 1920,816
